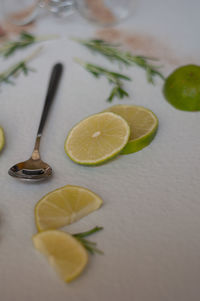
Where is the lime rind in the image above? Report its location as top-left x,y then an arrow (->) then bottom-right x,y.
0,127 -> 5,152
121,123 -> 158,154
64,112 -> 130,165
104,105 -> 158,155
121,109 -> 158,154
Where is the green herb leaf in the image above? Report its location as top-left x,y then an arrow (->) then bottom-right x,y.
0,32 -> 58,58
74,58 -> 130,102
73,38 -> 165,83
0,47 -> 41,87
73,226 -> 104,255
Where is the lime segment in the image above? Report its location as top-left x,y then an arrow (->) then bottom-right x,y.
35,185 -> 103,231
104,105 -> 158,154
0,127 -> 5,152
32,230 -> 88,282
65,112 -> 130,165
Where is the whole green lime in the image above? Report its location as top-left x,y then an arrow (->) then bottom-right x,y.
163,64 -> 200,111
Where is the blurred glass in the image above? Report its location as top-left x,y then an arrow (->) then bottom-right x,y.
75,0 -> 135,25
43,0 -> 75,18
1,0 -> 135,26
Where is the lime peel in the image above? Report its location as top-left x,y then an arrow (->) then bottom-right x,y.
104,105 -> 158,154
0,127 -> 5,152
65,112 -> 130,165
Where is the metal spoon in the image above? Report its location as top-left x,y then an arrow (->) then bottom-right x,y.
8,63 -> 63,182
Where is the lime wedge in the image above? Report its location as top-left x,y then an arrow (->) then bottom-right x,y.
35,185 -> 103,231
104,105 -> 158,154
0,127 -> 5,152
33,230 -> 88,282
65,112 -> 130,165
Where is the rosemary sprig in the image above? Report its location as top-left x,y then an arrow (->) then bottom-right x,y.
0,31 -> 57,58
73,38 -> 165,83
0,47 -> 41,86
75,58 -> 130,102
73,226 -> 104,255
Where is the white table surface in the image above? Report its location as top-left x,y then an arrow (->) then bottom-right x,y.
1,1 -> 200,300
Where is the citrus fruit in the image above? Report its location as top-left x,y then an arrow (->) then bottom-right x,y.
32,230 -> 88,282
163,64 -> 200,111
35,185 -> 103,231
0,127 -> 5,152
65,112 -> 130,165
104,105 -> 158,154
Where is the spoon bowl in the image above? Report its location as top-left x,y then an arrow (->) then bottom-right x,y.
8,63 -> 63,182
8,158 -> 52,182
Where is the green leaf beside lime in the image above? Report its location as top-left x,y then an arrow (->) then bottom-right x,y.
163,64 -> 200,111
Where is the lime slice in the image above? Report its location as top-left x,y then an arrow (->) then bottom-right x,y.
104,105 -> 158,154
32,230 -> 88,282
65,112 -> 130,165
35,185 -> 103,231
0,127 -> 5,152
163,64 -> 200,111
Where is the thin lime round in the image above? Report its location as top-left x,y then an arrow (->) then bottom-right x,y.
0,127 -> 5,152
104,105 -> 158,154
65,112 -> 130,165
163,64 -> 200,111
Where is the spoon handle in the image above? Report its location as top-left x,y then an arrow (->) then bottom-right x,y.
37,63 -> 63,136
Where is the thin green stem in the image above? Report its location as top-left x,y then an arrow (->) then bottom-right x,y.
74,58 -> 130,102
0,47 -> 41,86
0,32 -> 58,58
73,38 -> 165,83
73,226 -> 104,255
74,226 -> 103,238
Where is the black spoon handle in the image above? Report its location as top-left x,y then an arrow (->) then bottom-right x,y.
37,63 -> 63,136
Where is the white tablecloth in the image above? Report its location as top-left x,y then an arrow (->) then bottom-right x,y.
0,1 -> 200,300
